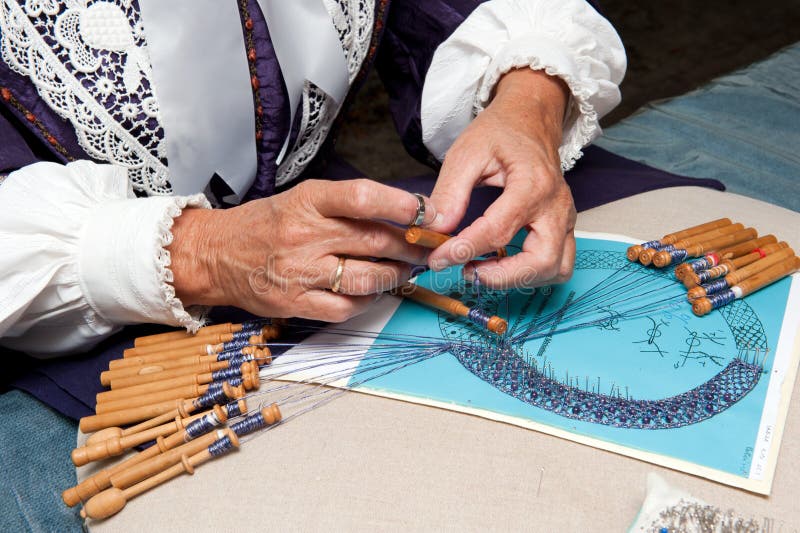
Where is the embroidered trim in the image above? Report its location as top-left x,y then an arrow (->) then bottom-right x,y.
275,0 -> 374,186
0,85 -> 73,160
237,0 -> 264,145
157,192 -> 212,332
0,0 -> 171,195
474,59 -> 600,173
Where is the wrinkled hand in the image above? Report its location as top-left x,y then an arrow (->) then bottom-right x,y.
427,68 -> 577,289
169,179 -> 431,322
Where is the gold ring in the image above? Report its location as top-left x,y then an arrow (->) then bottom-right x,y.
331,256 -> 346,293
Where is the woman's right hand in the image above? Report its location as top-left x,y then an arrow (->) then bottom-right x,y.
168,179 -> 433,322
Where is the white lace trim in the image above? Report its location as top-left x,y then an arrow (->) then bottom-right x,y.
156,192 -> 211,332
276,0 -> 374,186
474,59 -> 600,173
0,0 -> 171,195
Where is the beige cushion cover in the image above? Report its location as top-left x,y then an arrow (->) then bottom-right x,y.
79,188 -> 800,531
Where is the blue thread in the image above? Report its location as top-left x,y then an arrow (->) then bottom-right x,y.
659,244 -> 676,253
702,278 -> 729,296
668,249 -> 688,263
640,240 -> 661,250
467,307 -> 491,328
194,382 -> 230,409
208,436 -> 235,457
225,354 -> 255,368
707,290 -> 736,310
211,365 -> 244,382
225,400 -> 244,418
230,412 -> 266,436
185,413 -> 219,439
688,257 -> 712,273
221,338 -> 252,352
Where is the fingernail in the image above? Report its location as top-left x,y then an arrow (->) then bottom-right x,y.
431,212 -> 444,228
431,258 -> 451,271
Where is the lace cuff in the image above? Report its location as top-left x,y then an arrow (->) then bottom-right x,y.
421,0 -> 626,169
79,190 -> 211,331
473,33 -> 599,172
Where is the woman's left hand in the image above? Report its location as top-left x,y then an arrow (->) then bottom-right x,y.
426,68 -> 577,289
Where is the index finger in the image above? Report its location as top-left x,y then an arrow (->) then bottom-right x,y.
429,179 -> 531,269
309,179 -> 436,226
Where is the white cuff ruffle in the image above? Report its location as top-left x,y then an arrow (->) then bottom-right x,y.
421,0 -> 626,170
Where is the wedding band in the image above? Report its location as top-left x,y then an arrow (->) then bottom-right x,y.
331,256 -> 346,293
410,193 -> 425,226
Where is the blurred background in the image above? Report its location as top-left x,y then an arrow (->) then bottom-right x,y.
336,0 -> 800,181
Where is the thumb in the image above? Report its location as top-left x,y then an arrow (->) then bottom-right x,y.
428,143 -> 488,234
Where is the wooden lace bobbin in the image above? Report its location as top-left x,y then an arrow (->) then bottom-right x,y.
108,360 -> 231,390
79,382 -> 243,433
625,218 -> 732,261
125,326 -> 271,358
405,226 -> 508,258
81,431 -> 241,521
112,333 -> 266,368
97,363 -> 261,414
100,346 -> 255,386
230,404 -> 282,437
638,223 -> 745,266
133,323 -> 241,348
682,242 -> 788,290
98,351 -> 269,402
651,227 -> 758,268
71,405 -> 228,467
123,332 -> 237,358
109,342 -> 227,370
107,429 -> 228,490
674,234 -> 778,280
687,247 -> 796,301
392,282 -> 508,335
132,321 -> 279,349
64,401 -> 241,506
692,255 -> 800,317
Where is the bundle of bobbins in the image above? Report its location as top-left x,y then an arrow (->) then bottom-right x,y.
626,219 -> 799,316
64,319 -> 285,521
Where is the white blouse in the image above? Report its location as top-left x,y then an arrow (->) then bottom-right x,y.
0,0 -> 625,356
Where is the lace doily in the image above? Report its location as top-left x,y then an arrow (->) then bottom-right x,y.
275,0 -> 374,186
0,0 -> 171,195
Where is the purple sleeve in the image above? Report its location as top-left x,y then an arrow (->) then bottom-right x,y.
375,0 -> 481,168
0,109 -> 39,175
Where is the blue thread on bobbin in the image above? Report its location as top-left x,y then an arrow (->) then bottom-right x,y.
688,257 -> 712,273
195,382 -> 229,409
467,307 -> 491,329
221,337 -> 252,352
225,354 -> 254,368
640,240 -> 661,250
230,412 -> 266,436
658,244 -> 676,253
185,413 -> 219,440
701,278 -> 729,296
208,436 -> 235,457
668,249 -> 688,263
211,365 -> 244,382
225,400 -> 244,418
707,289 -> 736,310
697,267 -> 725,284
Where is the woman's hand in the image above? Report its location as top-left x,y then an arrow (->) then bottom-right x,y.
427,68 -> 577,289
168,179 -> 431,322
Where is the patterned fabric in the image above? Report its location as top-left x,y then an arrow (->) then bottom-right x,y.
0,0 -> 379,195
0,0 -> 170,194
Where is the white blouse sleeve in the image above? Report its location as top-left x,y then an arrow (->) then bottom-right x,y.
0,160 -> 210,357
421,0 -> 626,171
